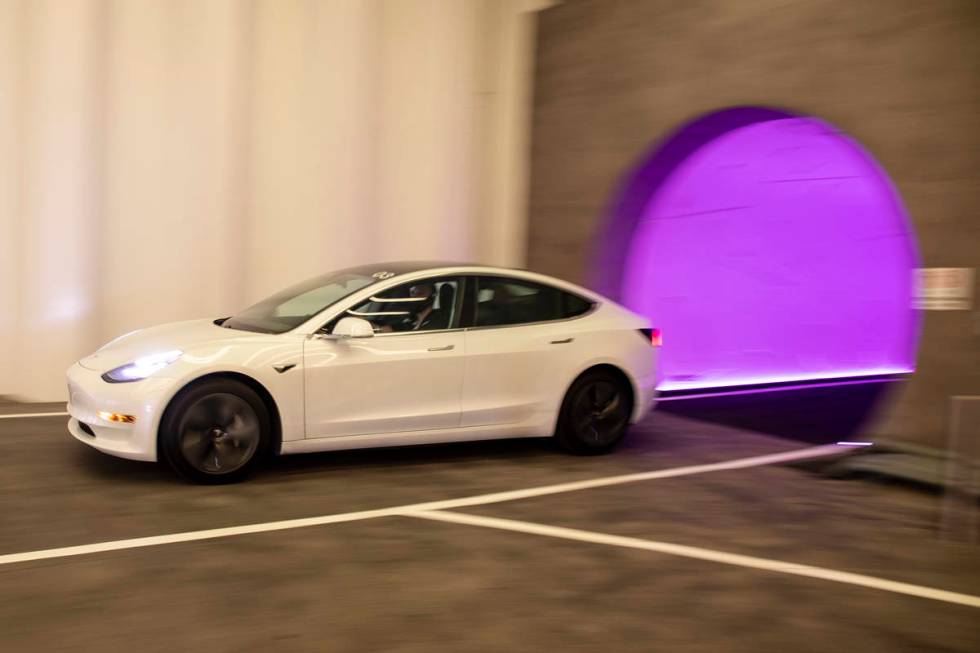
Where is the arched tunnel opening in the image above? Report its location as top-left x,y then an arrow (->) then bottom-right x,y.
596,107 -> 921,441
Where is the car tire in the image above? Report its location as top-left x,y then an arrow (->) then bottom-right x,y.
554,369 -> 633,455
159,378 -> 271,484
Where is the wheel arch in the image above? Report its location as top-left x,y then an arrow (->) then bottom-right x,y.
157,371 -> 284,459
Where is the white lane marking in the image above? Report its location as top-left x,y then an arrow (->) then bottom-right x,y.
422,443 -> 850,509
0,507 -> 407,566
407,510 -> 980,609
0,411 -> 68,420
0,444 -> 849,566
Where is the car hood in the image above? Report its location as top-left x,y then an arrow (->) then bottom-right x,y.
77,319 -> 242,372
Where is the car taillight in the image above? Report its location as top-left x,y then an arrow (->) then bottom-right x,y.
638,328 -> 662,347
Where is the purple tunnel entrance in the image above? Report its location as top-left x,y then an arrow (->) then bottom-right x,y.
596,108 -> 919,392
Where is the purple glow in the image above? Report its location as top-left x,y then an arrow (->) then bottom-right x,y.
836,441 -> 874,447
609,110 -> 919,391
657,367 -> 912,392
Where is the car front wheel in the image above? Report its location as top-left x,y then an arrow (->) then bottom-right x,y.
554,369 -> 633,455
159,378 -> 271,484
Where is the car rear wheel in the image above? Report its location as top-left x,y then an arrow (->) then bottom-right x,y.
159,378 -> 270,484
555,369 -> 633,455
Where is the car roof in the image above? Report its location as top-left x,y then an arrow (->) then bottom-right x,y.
364,260 -> 466,274
370,260 -> 568,277
369,261 -> 584,288
365,262 -> 606,304
368,260 -> 503,275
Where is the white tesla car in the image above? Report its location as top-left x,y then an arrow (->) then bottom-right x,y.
67,262 -> 660,483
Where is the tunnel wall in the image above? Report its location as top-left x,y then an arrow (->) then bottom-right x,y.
526,0 -> 980,446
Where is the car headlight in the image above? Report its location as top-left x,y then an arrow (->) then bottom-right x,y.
102,350 -> 182,383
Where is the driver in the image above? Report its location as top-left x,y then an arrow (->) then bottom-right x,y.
407,283 -> 439,330
379,283 -> 437,332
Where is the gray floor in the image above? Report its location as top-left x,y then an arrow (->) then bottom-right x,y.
0,402 -> 977,652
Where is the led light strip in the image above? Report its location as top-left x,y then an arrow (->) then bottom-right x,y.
656,368 -> 913,392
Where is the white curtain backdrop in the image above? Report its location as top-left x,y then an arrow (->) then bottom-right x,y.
0,0 -> 544,400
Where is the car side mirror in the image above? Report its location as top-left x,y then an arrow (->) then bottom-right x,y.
330,316 -> 375,339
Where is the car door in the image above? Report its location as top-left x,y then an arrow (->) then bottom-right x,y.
459,275 -> 592,429
303,276 -> 465,438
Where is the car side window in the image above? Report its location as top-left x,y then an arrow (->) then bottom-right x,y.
335,276 -> 461,334
472,276 -> 564,327
561,291 -> 594,319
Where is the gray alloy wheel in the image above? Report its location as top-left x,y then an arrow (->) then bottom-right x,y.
178,393 -> 261,475
555,369 -> 633,455
160,378 -> 271,484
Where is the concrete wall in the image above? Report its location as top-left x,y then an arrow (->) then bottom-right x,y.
0,0 -> 544,400
527,0 -> 980,445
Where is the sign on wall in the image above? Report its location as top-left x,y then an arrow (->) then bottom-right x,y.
913,268 -> 975,310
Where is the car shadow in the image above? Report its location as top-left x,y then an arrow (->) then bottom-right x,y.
71,442 -> 177,483
265,436 -> 559,475
70,433 -> 564,485
656,378 -> 900,445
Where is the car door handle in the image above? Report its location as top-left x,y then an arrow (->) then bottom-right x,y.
427,345 -> 455,352
550,337 -> 574,344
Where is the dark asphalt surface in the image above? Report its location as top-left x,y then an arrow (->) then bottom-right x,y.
0,402 -> 977,652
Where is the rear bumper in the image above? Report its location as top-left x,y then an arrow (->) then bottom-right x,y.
66,362 -> 178,462
632,377 -> 658,423
630,346 -> 659,423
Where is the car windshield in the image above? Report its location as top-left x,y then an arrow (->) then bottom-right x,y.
222,265 -> 387,334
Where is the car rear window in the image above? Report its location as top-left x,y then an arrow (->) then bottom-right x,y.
471,276 -> 594,327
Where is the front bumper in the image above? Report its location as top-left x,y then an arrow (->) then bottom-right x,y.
66,362 -> 179,462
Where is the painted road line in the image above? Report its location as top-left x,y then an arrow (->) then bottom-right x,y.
0,411 -> 68,419
0,444 -> 851,566
407,509 -> 980,610
415,443 -> 851,510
